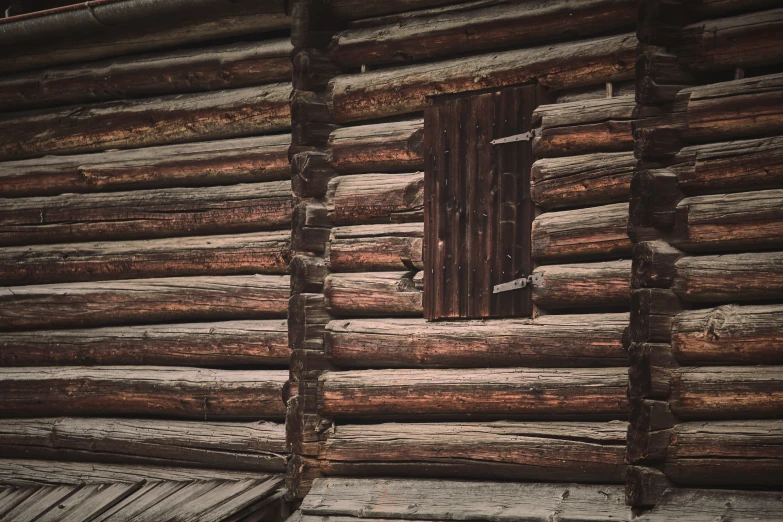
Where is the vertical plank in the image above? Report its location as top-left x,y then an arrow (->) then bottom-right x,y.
423,104 -> 437,320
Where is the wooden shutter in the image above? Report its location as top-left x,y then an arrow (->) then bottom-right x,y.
423,85 -> 540,320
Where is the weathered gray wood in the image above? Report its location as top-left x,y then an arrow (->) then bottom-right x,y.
327,119 -> 424,174
300,478 -> 631,521
328,0 -> 636,67
327,33 -> 637,122
0,231 -> 291,285
0,83 -> 291,160
0,39 -> 292,111
531,151 -> 634,210
0,367 -> 288,420
0,133 -> 291,198
636,488 -> 783,521
0,418 -> 287,472
318,368 -> 629,419
324,271 -> 423,317
325,313 -> 628,368
0,320 -> 289,367
326,223 -> 423,272
0,181 -> 291,246
532,260 -> 630,310
0,275 -> 289,331
532,202 -> 631,262
327,173 -> 424,226
320,421 -> 627,483
672,304 -> 783,365
291,255 -> 329,295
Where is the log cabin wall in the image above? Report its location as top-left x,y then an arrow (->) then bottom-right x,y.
0,0 -> 295,498
628,1 -> 783,519
286,0 -> 640,515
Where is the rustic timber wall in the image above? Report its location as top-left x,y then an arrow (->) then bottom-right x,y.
628,1 -> 783,519
0,1 -> 294,484
285,1 -> 640,513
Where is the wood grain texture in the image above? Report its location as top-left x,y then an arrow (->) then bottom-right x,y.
0,418 -> 287,472
327,173 -> 424,226
0,181 -> 292,246
532,260 -> 631,310
326,223 -> 423,272
636,488 -> 783,522
327,119 -> 424,174
324,271 -> 423,317
0,320 -> 289,367
0,275 -> 289,331
0,367 -> 288,420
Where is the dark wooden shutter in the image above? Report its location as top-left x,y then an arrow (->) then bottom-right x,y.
423,85 -> 540,320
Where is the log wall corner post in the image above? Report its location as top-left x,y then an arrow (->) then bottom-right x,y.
286,0 -> 341,502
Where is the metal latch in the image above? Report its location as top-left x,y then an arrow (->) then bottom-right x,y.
493,273 -> 542,294
490,128 -> 541,145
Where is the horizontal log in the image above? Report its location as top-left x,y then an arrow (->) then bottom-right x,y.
328,33 -> 637,122
299,478 -> 630,521
327,119 -> 424,174
0,275 -> 289,331
673,189 -> 783,252
0,39 -> 292,111
0,418 -> 287,472
637,488 -> 783,522
0,0 -> 289,74
532,260 -> 631,310
324,271 -> 423,318
0,367 -> 288,420
672,304 -> 783,365
533,96 -> 635,157
0,231 -> 291,286
328,0 -> 635,68
0,181 -> 291,246
327,173 -> 424,226
0,133 -> 290,198
318,368 -> 629,419
676,8 -> 783,72
330,0 -> 458,20
0,320 -> 288,367
670,135 -> 783,195
326,223 -> 423,272
531,151 -> 635,210
685,0 -> 782,19
532,202 -> 632,263
325,313 -> 629,368
320,421 -> 627,483
0,83 -> 291,160
673,251 -> 783,303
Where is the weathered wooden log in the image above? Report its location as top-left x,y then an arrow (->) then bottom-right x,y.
330,0 -> 483,21
327,33 -> 637,122
636,47 -> 697,106
328,0 -> 635,68
0,319 -> 289,367
532,260 -> 631,310
286,455 -> 322,501
676,8 -> 783,72
625,466 -> 672,507
327,173 -> 424,226
291,255 -> 329,295
673,251 -> 783,303
637,0 -> 688,47
287,395 -> 334,456
324,272 -> 423,318
0,83 -> 291,160
0,418 -> 287,471
555,80 -> 635,103
627,399 -> 678,462
0,39 -> 292,112
637,487 -> 783,521
299,478 -> 631,521
0,367 -> 288,420
628,342 -> 679,399
0,181 -> 292,247
0,231 -> 291,286
632,241 -> 684,289
670,135 -> 783,195
292,151 -> 336,199
291,91 -> 338,147
0,133 -> 291,198
292,201 -> 331,255
630,289 -> 683,343
629,169 -> 683,229
672,304 -> 783,365
0,275 -> 289,331
326,223 -> 423,272
293,49 -> 341,92
532,202 -> 632,263
672,189 -> 783,252
320,421 -> 627,483
291,350 -> 335,383
327,119 -> 424,174
289,293 -> 331,352
325,313 -> 629,368
532,96 -> 635,158
531,151 -> 634,210
318,368 -> 629,419
0,0 -> 290,74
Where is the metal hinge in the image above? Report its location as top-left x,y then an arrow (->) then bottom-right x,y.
493,273 -> 542,294
490,128 -> 541,145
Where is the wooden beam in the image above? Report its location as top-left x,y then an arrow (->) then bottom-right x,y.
326,223 -> 423,272
0,275 -> 289,331
327,173 -> 424,226
532,260 -> 631,310
0,320 -> 289,367
636,487 -> 783,521
327,119 -> 424,174
632,241 -> 684,289
0,367 -> 288,420
291,255 -> 329,295
324,271 -> 423,317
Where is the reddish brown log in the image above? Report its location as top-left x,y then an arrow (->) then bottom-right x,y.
532,260 -> 631,310
327,173 -> 424,226
327,119 -> 424,174
324,271 -> 423,317
326,223 -> 423,272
